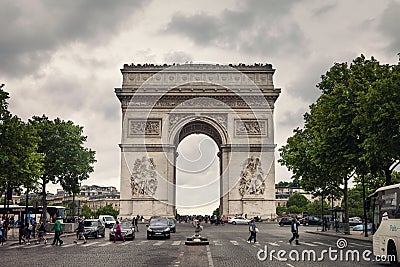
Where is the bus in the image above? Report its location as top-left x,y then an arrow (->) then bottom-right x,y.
0,205 -> 67,223
368,183 -> 400,263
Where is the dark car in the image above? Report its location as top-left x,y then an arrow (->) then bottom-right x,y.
83,219 -> 106,239
278,217 -> 293,226
147,217 -> 171,239
167,217 -> 176,233
302,216 -> 321,226
109,221 -> 135,241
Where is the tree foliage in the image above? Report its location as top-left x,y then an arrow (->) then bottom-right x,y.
29,115 -> 96,219
95,204 -> 119,218
286,192 -> 309,210
279,55 -> 400,233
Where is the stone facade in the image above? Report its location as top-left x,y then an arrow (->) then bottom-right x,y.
115,63 -> 280,219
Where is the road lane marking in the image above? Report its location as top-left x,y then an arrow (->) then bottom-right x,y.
154,241 -> 164,246
98,242 -> 113,247
172,241 -> 181,246
313,241 -> 331,246
268,242 -> 280,247
230,240 -> 238,246
299,241 -> 318,247
206,245 -> 214,267
61,244 -> 75,248
82,241 -> 99,247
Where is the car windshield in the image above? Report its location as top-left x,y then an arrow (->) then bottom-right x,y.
104,217 -> 114,221
84,221 -> 98,227
119,222 -> 133,228
150,218 -> 168,226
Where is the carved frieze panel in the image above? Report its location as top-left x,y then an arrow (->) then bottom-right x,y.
235,119 -> 267,136
238,157 -> 265,196
128,119 -> 161,136
130,157 -> 158,196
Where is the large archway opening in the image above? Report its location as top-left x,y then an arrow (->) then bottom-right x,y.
176,134 -> 220,215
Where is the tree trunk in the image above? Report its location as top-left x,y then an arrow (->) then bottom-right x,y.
42,180 -> 47,221
385,167 -> 392,186
343,180 -> 350,234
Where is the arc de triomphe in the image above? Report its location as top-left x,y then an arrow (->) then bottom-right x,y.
115,63 -> 280,219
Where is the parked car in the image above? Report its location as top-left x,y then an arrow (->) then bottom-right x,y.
83,219 -> 106,239
147,217 -> 171,239
253,216 -> 263,222
167,217 -> 176,233
99,215 -> 116,228
352,224 -> 372,231
278,217 -> 293,226
109,221 -> 135,241
302,216 -> 322,226
349,217 -> 362,226
228,216 -> 251,225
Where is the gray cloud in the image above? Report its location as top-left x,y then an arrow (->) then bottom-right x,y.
162,0 -> 306,56
312,2 -> 337,16
0,0 -> 149,77
379,1 -> 400,55
163,51 -> 193,63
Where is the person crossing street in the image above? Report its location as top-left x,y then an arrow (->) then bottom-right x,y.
289,217 -> 299,245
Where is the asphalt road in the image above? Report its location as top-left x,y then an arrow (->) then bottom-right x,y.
0,222 -> 388,267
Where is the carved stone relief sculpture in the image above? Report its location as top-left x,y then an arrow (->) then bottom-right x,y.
130,157 -> 158,196
129,119 -> 161,136
238,157 -> 266,196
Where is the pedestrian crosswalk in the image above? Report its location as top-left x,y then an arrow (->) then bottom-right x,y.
4,239 -> 371,250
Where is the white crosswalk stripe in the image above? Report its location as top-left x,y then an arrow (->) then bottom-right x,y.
154,241 -> 165,246
313,241 -> 331,246
98,242 -> 113,247
268,242 -> 280,247
171,241 -> 181,246
61,244 -> 75,248
81,241 -> 99,247
230,240 -> 239,246
299,241 -> 318,247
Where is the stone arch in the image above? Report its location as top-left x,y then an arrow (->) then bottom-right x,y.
115,63 -> 281,219
169,117 -> 228,147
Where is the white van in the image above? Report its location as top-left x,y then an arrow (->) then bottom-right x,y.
99,215 -> 116,228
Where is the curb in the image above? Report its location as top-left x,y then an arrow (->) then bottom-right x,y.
305,230 -> 372,243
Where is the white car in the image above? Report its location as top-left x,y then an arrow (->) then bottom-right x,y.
228,216 -> 251,225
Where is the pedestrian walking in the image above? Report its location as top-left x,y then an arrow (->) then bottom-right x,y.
289,217 -> 299,245
36,218 -> 47,245
25,221 -> 32,245
113,220 -> 125,243
135,215 -> 140,232
74,217 -> 87,244
247,219 -> 258,244
0,224 -> 5,245
51,218 -> 63,246
18,220 -> 26,245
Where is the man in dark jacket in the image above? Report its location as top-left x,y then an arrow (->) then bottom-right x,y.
74,217 -> 86,244
289,217 -> 299,245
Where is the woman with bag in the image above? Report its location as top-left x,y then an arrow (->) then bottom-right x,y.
247,219 -> 258,244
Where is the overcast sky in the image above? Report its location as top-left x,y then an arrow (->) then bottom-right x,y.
1,0 -> 399,214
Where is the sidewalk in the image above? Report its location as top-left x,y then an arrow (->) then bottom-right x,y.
2,229 -> 76,247
305,228 -> 373,243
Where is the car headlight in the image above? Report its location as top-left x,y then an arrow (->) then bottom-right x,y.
147,228 -> 153,232
164,227 -> 170,231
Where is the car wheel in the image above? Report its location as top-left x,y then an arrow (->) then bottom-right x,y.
109,236 -> 113,241
147,235 -> 151,240
279,223 -> 283,227
232,221 -> 236,225
167,235 -> 171,239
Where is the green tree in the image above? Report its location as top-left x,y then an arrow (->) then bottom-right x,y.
305,199 -> 329,217
286,205 -> 302,215
29,115 -> 96,220
276,206 -> 287,216
95,204 -> 119,218
80,204 -> 93,219
286,193 -> 309,210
